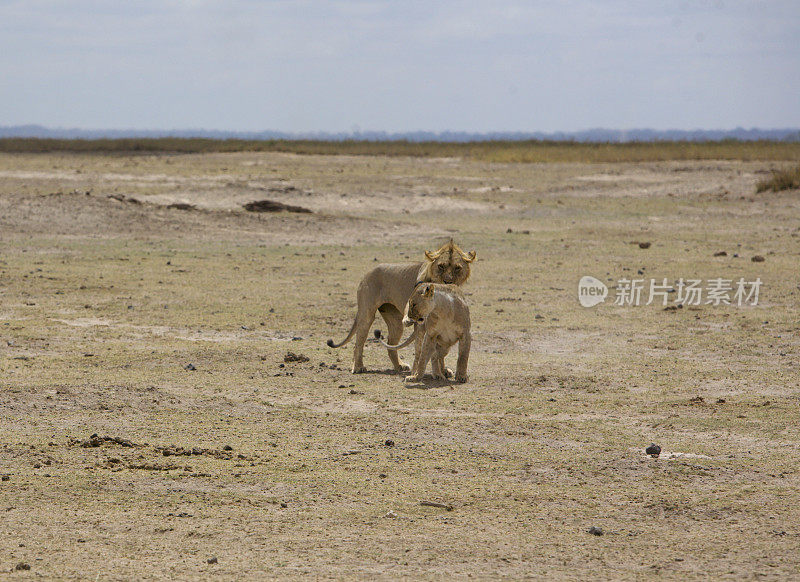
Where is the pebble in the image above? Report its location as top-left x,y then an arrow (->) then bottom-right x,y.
645,443 -> 662,458
207,557 -> 218,565
384,439 -> 395,447
587,526 -> 604,536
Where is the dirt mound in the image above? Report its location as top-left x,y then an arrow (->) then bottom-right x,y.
243,199 -> 312,213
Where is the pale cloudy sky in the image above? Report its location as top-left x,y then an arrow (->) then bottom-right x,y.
1,1 -> 798,133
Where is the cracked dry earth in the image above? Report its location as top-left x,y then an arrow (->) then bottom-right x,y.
1,151 -> 800,580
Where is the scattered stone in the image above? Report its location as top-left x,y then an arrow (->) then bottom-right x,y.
185,363 -> 196,371
223,445 -> 233,451
713,251 -> 727,257
751,255 -> 765,262
291,336 -> 302,341
284,352 -> 309,363
506,228 -> 513,233
207,557 -> 218,565
1,475 -> 9,481
15,563 -> 31,571
587,526 -> 604,536
716,398 -> 726,404
645,443 -> 661,458
243,200 -> 312,213
689,396 -> 705,404
638,242 -> 651,249
379,473 -> 388,479
384,439 -> 395,447
280,502 -> 288,508
384,510 -> 398,518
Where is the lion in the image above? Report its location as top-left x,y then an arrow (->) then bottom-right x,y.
378,283 -> 472,383
326,239 -> 475,374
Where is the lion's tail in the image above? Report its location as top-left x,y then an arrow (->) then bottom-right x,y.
326,317 -> 359,349
377,326 -> 418,350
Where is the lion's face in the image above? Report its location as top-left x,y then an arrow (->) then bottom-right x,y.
424,239 -> 475,285
403,284 -> 435,326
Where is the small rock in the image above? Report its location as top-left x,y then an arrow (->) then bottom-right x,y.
645,443 -> 661,458
185,363 -> 196,371
280,502 -> 288,508
223,445 -> 233,451
207,557 -> 218,565
751,255 -> 765,262
15,563 -> 31,571
379,473 -> 388,479
713,251 -> 727,257
384,439 -> 395,447
1,475 -> 9,481
587,526 -> 604,536
284,352 -> 309,363
33,463 -> 41,469
638,242 -> 651,249
385,510 -> 398,518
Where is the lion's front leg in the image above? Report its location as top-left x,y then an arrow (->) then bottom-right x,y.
405,334 -> 434,383
432,345 -> 451,380
379,304 -> 410,373
408,322 -> 424,374
454,333 -> 471,383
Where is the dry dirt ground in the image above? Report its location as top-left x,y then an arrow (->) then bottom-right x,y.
1,151 -> 799,580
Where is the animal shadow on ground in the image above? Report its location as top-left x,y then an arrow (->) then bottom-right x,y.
403,375 -> 454,389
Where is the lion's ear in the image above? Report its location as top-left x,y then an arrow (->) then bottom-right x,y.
423,284 -> 434,298
464,250 -> 476,263
424,250 -> 436,261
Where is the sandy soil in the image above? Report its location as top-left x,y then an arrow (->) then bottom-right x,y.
1,151 -> 799,580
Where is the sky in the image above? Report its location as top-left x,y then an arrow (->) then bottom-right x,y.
1,0 -> 798,133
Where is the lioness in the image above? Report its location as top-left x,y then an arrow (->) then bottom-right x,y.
379,283 -> 471,383
326,239 -> 475,374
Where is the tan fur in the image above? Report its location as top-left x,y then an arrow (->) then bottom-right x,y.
382,283 -> 472,383
326,239 -> 475,374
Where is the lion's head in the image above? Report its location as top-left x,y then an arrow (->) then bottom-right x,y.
403,283 -> 436,326
421,238 -> 476,285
